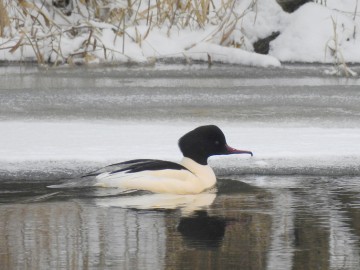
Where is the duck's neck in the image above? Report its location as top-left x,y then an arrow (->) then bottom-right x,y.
182,153 -> 208,165
180,157 -> 216,189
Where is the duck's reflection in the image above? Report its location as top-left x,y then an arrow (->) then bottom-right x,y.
177,210 -> 231,249
95,192 -> 217,216
95,192 -> 230,249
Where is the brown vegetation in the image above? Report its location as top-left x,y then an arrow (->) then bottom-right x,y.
0,0 -> 10,37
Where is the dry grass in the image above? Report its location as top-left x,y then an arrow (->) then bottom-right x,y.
0,0 -> 10,37
325,16 -> 357,77
0,0 -> 253,65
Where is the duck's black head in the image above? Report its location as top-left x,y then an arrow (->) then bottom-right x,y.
178,125 -> 253,165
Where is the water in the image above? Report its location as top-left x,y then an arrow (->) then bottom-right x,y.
0,63 -> 360,269
1,64 -> 360,125
1,176 -> 360,269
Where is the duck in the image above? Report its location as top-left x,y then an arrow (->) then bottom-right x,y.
51,125 -> 253,194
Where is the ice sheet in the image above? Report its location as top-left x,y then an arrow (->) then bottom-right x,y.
1,121 -> 359,177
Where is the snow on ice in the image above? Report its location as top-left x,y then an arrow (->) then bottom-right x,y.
0,121 -> 360,176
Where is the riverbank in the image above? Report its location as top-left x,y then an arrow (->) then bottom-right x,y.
0,0 -> 359,75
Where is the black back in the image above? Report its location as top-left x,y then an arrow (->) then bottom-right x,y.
110,159 -> 188,174
83,159 -> 189,177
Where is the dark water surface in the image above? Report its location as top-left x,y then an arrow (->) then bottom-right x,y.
1,175 -> 360,270
1,63 -> 360,126
1,64 -> 360,269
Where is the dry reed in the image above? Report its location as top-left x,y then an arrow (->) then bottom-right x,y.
0,0 -> 253,65
325,16 -> 357,77
0,0 -> 10,37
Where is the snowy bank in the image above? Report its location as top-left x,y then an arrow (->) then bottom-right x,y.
271,2 -> 360,64
0,0 -> 359,68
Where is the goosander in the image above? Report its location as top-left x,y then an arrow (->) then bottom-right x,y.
52,125 -> 253,194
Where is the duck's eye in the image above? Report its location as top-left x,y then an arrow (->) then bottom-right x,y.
214,140 -> 220,145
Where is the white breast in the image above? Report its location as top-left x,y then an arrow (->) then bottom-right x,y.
94,157 -> 216,194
